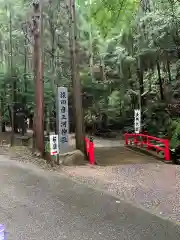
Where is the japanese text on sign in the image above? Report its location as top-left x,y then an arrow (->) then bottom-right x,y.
49,135 -> 59,155
134,109 -> 141,133
58,87 -> 69,151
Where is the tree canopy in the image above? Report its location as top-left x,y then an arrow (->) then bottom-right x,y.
0,0 -> 180,148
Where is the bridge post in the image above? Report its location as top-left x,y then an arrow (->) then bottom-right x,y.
124,134 -> 128,145
134,134 -> 137,145
164,139 -> 170,161
147,136 -> 150,150
89,137 -> 95,165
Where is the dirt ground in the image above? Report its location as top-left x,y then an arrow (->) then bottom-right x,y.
0,130 -> 33,146
94,147 -> 160,165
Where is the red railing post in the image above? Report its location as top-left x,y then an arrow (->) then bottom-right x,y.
164,139 -> 170,161
89,137 -> 95,165
134,134 -> 138,145
147,136 -> 150,150
124,134 -> 128,145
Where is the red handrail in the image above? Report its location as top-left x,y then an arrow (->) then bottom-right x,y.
85,137 -> 95,165
124,133 -> 170,161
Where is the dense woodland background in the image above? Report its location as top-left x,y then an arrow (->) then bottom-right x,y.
0,0 -> 180,149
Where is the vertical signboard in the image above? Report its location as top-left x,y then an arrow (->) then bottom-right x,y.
134,109 -> 141,133
49,135 -> 59,155
57,87 -> 69,152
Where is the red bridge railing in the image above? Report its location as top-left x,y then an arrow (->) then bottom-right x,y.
124,133 -> 170,162
85,137 -> 95,164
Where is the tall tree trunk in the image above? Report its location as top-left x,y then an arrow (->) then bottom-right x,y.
0,37 -> 5,132
0,38 -> 5,67
33,0 -> 44,154
48,1 -> 58,133
156,60 -> 164,100
9,8 -> 15,145
136,58 -> 144,109
172,29 -> 180,59
128,66 -> 132,79
23,28 -> 28,105
88,0 -> 94,80
68,0 -> 85,153
166,58 -> 172,83
0,83 -> 5,132
48,1 -> 56,95
46,105 -> 51,135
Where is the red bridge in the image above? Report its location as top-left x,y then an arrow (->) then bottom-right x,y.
85,133 -> 171,165
124,133 -> 170,162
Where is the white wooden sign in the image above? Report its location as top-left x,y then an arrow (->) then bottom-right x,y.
134,109 -> 141,133
49,135 -> 59,155
57,87 -> 69,152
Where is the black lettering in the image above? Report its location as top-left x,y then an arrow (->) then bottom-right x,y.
60,100 -> 66,104
61,115 -> 66,120
53,143 -> 57,149
61,121 -> 67,128
61,136 -> 68,143
60,92 -> 66,98
61,106 -> 66,113
61,129 -> 67,135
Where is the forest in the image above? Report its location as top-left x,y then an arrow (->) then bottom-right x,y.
0,0 -> 180,154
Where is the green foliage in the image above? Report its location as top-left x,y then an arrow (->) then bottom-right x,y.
45,140 -> 50,153
0,0 -> 180,143
170,120 -> 180,148
143,103 -> 170,136
90,0 -> 139,38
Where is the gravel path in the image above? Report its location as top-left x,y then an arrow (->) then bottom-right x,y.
0,157 -> 180,239
62,163 -> 180,223
0,136 -> 178,225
